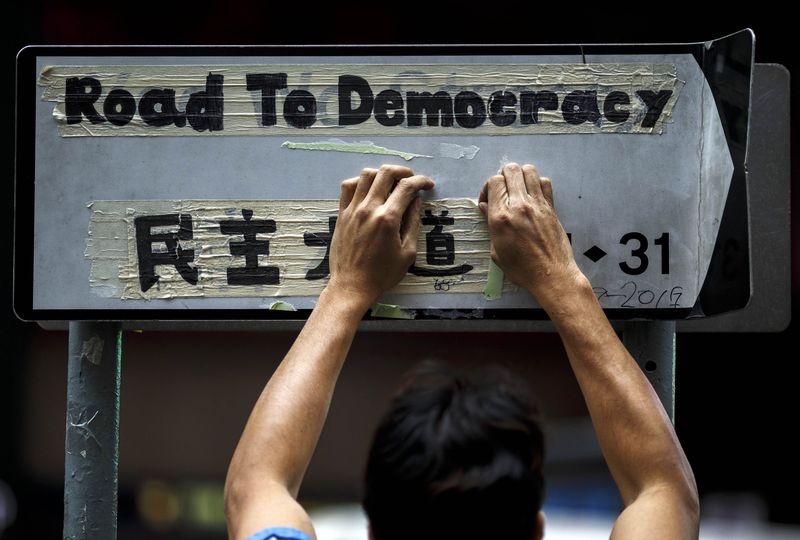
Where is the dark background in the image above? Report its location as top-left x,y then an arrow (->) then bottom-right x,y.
3,1 -> 797,537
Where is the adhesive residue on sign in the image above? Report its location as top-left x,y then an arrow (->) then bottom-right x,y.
40,63 -> 683,137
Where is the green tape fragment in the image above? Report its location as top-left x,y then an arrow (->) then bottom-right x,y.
370,303 -> 416,319
483,261 -> 504,300
281,139 -> 431,161
268,300 -> 297,311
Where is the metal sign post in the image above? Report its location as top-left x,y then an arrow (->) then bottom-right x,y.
64,322 -> 122,540
623,321 -> 676,421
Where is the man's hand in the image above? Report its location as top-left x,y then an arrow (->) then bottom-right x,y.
478,162 -> 586,310
479,163 -> 699,538
329,165 -> 434,307
226,164 -> 433,540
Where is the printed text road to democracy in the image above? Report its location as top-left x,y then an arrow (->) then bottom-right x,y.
65,73 -> 673,132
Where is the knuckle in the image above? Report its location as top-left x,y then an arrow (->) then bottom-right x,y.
399,176 -> 426,192
504,162 -> 521,173
407,175 -> 430,188
394,177 -> 413,190
380,164 -> 412,175
489,211 -> 512,228
376,208 -> 398,225
522,164 -> 538,174
489,175 -> 505,188
521,202 -> 536,216
354,204 -> 371,220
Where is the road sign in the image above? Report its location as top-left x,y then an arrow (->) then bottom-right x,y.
14,33 -> 754,321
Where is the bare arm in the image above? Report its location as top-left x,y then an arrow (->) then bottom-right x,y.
225,165 -> 433,540
480,163 -> 699,540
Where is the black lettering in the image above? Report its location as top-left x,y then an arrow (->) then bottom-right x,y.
520,91 -> 558,125
139,88 -> 186,128
103,89 -> 135,126
220,209 -> 279,286
65,77 -> 105,124
134,214 -> 198,292
246,73 -> 287,127
488,90 -> 517,127
374,89 -> 405,127
454,91 -> 486,129
303,217 -> 337,280
636,90 -> 673,128
284,89 -> 317,128
407,91 -> 454,127
654,232 -> 670,274
603,91 -> 630,123
410,264 -> 473,277
338,75 -> 374,126
619,232 -> 649,275
409,210 -> 474,277
186,73 -> 224,132
561,90 -> 601,125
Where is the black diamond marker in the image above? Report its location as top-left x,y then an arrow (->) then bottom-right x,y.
583,245 -> 607,263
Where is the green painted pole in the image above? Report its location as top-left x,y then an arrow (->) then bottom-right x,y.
64,322 -> 122,540
623,321 -> 676,423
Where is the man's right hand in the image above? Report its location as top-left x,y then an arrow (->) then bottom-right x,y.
478,162 -> 587,310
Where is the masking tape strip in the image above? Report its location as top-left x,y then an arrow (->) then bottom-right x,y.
370,303 -> 417,319
281,139 -> 431,161
483,260 -> 505,300
85,198 -> 517,300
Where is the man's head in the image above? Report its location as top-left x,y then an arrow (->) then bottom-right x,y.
363,362 -> 545,540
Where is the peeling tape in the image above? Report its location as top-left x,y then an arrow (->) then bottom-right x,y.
80,336 -> 104,365
281,139 -> 431,161
483,261 -> 505,300
370,303 -> 417,319
439,143 -> 480,160
267,300 -> 297,311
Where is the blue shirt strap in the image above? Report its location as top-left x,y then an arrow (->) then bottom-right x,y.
246,526 -> 313,540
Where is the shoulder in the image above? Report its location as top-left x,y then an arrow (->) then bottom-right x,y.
245,526 -> 315,540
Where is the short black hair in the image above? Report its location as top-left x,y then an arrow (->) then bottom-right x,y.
363,361 -> 545,540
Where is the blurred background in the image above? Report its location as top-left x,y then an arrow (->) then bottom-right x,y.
3,2 -> 798,538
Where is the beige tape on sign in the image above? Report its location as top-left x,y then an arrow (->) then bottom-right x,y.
85,199 -> 514,300
40,63 -> 682,137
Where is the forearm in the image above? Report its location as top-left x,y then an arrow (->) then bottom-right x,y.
225,285 -> 369,499
541,279 -> 697,507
